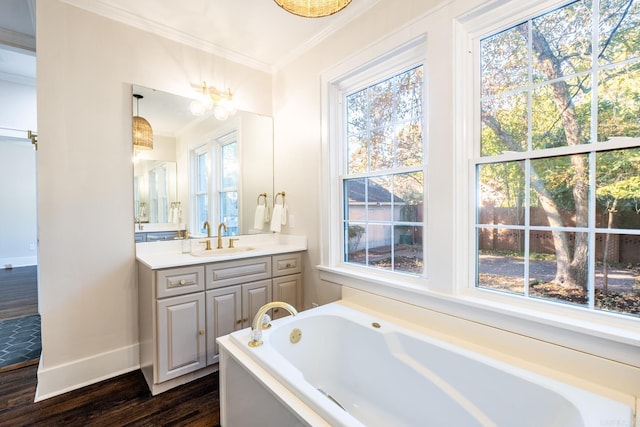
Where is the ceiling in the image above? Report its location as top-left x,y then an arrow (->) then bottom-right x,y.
0,0 -> 380,81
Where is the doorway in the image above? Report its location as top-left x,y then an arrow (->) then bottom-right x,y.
0,0 -> 39,369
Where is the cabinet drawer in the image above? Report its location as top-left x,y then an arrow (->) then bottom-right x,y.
206,256 -> 271,289
156,265 -> 205,298
272,253 -> 302,277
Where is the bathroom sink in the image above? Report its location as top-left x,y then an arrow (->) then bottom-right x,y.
191,247 -> 255,257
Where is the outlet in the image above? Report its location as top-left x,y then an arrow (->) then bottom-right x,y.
288,214 -> 295,228
29,243 -> 36,251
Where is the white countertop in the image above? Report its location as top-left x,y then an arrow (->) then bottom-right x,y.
136,234 -> 307,269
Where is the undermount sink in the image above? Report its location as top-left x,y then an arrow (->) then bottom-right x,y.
191,247 -> 255,257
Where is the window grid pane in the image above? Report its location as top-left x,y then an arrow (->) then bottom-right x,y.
477,0 -> 640,317
343,65 -> 425,276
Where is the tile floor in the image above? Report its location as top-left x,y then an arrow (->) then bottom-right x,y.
0,315 -> 41,368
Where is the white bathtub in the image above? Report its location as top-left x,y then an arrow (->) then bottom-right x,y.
218,302 -> 633,427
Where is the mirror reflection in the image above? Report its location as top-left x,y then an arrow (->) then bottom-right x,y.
132,85 -> 274,238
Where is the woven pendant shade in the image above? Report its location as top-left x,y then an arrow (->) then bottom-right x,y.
132,93 -> 153,151
133,116 -> 153,151
274,0 -> 351,17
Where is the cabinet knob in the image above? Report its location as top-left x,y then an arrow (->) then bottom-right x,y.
286,263 -> 292,268
179,279 -> 186,285
242,317 -> 248,322
199,329 -> 205,335
274,308 -> 280,313
236,319 -> 242,325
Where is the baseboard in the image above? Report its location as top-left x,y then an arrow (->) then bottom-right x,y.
0,256 -> 37,268
34,343 -> 139,402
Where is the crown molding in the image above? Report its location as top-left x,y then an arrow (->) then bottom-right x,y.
60,0 -> 272,73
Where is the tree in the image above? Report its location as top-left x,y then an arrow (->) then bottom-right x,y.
480,0 -> 640,291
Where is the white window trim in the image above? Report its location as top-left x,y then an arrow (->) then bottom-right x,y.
452,0 -> 639,365
319,0 -> 639,369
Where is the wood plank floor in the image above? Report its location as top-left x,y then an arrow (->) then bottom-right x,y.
0,266 -> 38,320
0,363 -> 220,426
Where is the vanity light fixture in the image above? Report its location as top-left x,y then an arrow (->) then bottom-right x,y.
132,94 -> 153,151
190,82 -> 237,120
273,0 -> 351,17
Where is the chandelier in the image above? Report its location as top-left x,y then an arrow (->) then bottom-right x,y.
190,82 -> 237,121
132,94 -> 153,151
273,0 -> 352,17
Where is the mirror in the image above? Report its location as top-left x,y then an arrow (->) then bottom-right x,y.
132,85 -> 274,236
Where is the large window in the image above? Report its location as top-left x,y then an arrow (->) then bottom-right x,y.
476,0 -> 640,317
342,65 -> 426,276
191,131 -> 239,235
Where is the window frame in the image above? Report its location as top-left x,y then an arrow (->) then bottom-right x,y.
319,0 -> 638,368
189,129 -> 240,236
466,0 -> 640,316
452,0 -> 639,349
321,35 -> 429,286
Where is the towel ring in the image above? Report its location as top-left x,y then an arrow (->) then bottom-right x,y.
257,193 -> 267,205
274,191 -> 286,207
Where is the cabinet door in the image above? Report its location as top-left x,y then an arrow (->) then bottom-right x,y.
206,285 -> 241,365
157,293 -> 206,382
272,274 -> 302,319
241,280 -> 272,329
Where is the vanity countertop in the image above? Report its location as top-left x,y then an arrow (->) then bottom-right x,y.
136,234 -> 307,269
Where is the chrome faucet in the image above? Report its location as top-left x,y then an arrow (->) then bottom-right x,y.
248,301 -> 298,347
217,222 -> 227,249
135,217 -> 143,230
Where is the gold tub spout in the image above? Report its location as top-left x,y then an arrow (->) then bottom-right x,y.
248,301 -> 298,347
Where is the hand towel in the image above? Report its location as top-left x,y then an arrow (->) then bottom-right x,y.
281,203 -> 288,226
270,204 -> 283,232
254,205 -> 266,230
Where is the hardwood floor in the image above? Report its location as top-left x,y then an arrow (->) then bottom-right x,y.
0,266 -> 38,320
0,363 -> 220,426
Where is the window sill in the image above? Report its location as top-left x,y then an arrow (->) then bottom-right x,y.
317,264 -> 640,368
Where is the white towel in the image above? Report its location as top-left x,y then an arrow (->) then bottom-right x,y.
270,205 -> 283,232
281,203 -> 288,225
254,205 -> 266,230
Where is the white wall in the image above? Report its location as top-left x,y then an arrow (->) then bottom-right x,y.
35,0 -> 271,400
0,79 -> 37,267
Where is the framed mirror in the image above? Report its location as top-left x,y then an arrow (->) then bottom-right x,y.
132,85 -> 274,236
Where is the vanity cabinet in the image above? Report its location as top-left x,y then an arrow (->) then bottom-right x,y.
135,231 -> 179,242
138,252 -> 303,395
206,279 -> 272,364
205,257 -> 273,365
272,253 -> 303,320
156,292 -> 206,382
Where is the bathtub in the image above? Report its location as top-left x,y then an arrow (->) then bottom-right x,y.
217,302 -> 633,427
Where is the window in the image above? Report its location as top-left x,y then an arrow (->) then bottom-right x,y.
218,137 -> 239,235
476,0 -> 640,317
341,64 -> 426,276
190,132 -> 239,236
193,146 -> 209,234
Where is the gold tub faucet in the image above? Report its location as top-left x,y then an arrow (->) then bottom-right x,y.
248,301 -> 298,347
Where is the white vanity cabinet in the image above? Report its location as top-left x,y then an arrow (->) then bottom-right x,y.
137,252 -> 303,395
138,264 -> 209,395
272,253 -> 303,320
205,257 -> 273,365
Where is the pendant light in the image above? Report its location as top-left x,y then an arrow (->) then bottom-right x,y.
133,94 -> 153,151
273,0 -> 352,18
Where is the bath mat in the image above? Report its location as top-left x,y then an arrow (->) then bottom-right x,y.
0,314 -> 41,369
